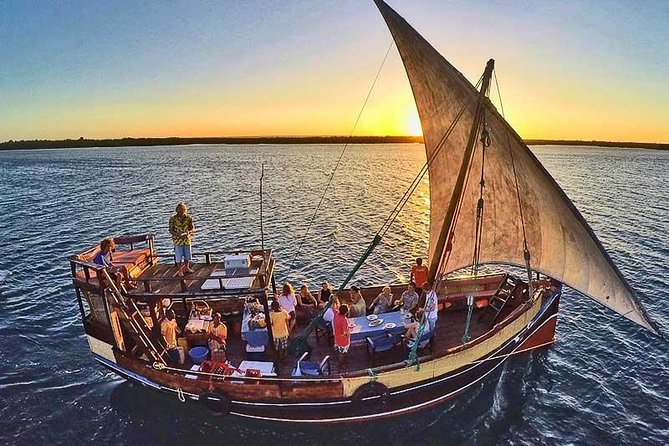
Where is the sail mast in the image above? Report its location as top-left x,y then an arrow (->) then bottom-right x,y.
427,59 -> 495,283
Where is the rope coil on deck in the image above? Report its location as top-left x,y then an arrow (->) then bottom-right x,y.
153,361 -> 166,371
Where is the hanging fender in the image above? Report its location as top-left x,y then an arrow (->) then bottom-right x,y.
351,381 -> 390,406
199,391 -> 231,415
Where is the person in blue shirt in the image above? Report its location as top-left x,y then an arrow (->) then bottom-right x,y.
93,238 -> 135,290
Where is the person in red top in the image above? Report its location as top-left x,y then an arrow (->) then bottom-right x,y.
332,304 -> 351,370
411,258 -> 429,295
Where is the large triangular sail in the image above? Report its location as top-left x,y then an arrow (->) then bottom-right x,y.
373,0 -> 661,335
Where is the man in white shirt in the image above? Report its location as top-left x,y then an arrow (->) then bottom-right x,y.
423,280 -> 439,333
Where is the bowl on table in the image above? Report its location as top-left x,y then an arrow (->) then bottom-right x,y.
188,346 -> 209,364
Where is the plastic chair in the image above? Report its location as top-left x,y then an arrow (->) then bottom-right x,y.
405,329 -> 434,355
366,334 -> 401,365
292,351 -> 331,376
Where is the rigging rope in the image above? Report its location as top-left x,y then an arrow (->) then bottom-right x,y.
463,111 -> 490,343
378,74 -> 485,241
287,41 -> 394,278
493,70 -> 534,298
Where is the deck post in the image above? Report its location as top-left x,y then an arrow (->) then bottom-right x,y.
75,287 -> 86,320
148,299 -> 161,339
271,273 -> 277,295
261,289 -> 274,357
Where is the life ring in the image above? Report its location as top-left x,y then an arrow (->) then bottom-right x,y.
199,391 -> 231,415
352,382 -> 390,406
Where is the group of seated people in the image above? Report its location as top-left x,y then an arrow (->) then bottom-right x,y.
267,275 -> 439,366
157,257 -> 437,368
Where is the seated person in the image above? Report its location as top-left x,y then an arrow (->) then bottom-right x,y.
318,281 -> 333,307
93,238 -> 136,290
396,282 -> 419,312
403,308 -> 426,340
322,296 -> 340,329
369,285 -> 393,315
270,300 -> 291,360
278,282 -> 298,332
207,312 -> 227,353
347,285 -> 367,318
160,309 -> 181,364
296,284 -> 318,323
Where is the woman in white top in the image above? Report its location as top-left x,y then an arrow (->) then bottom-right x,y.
278,282 -> 298,332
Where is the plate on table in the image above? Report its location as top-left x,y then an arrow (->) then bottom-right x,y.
366,314 -> 379,321
369,319 -> 384,327
348,320 -> 357,328
383,322 -> 396,329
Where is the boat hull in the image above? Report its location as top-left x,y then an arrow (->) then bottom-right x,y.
93,290 -> 560,424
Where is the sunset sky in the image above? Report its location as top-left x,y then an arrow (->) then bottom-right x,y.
1,0 -> 667,142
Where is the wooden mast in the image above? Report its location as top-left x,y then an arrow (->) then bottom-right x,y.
427,59 -> 495,283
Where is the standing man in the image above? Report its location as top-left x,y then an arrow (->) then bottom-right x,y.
422,280 -> 439,333
169,202 -> 195,275
411,258 -> 428,295
161,309 -> 181,364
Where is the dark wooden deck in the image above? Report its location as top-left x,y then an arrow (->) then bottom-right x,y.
171,305 -> 508,378
123,263 -> 521,378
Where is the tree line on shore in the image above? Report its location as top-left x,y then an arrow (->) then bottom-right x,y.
0,136 -> 666,151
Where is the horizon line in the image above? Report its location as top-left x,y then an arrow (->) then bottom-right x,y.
0,135 -> 667,151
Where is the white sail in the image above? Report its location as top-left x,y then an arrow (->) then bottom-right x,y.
374,0 -> 660,334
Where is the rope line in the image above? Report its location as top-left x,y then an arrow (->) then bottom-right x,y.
376,74 -> 485,241
493,69 -> 533,295
287,41 -> 394,277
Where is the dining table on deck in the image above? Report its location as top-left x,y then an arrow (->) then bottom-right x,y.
348,311 -> 407,345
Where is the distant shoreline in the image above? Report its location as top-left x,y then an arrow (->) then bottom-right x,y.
0,136 -> 666,151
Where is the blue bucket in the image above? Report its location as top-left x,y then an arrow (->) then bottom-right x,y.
188,346 -> 209,364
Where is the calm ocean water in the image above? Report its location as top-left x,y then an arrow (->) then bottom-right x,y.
0,144 -> 667,445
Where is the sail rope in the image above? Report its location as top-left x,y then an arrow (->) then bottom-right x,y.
463,112 -> 491,343
375,74 -> 484,238
286,41 -> 394,278
435,117 -> 483,281
493,70 -> 534,298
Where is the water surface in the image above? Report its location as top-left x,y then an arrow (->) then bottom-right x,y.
0,144 -> 667,445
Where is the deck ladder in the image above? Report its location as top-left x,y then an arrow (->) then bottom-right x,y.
101,270 -> 168,365
478,274 -> 519,327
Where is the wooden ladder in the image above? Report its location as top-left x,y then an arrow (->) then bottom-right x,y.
101,270 -> 168,365
479,274 -> 518,327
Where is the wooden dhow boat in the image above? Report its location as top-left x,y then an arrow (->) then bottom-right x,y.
68,0 -> 662,423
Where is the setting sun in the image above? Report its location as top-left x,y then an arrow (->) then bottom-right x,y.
406,108 -> 423,136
